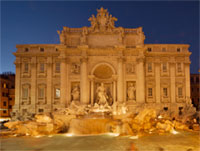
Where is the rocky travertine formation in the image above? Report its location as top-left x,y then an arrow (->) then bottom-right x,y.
3,107 -> 199,137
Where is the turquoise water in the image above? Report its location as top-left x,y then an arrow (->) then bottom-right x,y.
1,131 -> 199,151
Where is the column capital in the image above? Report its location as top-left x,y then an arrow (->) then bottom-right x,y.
114,45 -> 126,50
78,45 -> 89,49
88,75 -> 95,81
117,56 -> 126,63
46,58 -> 53,66
112,75 -> 118,81
59,57 -> 68,63
30,62 -> 37,67
136,56 -> 145,63
80,57 -> 88,63
184,61 -> 191,65
14,61 -> 21,67
169,62 -> 176,65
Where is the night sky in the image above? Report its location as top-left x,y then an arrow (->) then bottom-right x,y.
1,1 -> 199,73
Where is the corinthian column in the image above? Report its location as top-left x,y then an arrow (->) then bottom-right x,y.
60,54 -> 67,108
80,57 -> 89,104
88,75 -> 95,105
117,57 -> 124,103
136,56 -> 145,103
112,75 -> 117,104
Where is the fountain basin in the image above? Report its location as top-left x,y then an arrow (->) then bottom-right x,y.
68,118 -> 119,135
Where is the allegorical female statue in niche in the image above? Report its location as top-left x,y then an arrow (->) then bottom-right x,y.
127,83 -> 136,101
96,83 -> 108,106
71,85 -> 80,101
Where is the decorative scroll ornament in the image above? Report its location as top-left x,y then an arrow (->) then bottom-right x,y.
88,7 -> 118,32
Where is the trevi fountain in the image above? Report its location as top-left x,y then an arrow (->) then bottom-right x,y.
1,7 -> 200,151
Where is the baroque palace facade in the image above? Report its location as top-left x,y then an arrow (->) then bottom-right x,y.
12,8 -> 194,117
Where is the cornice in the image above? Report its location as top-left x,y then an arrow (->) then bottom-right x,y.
145,52 -> 191,57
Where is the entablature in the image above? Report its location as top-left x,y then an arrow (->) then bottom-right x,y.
145,44 -> 190,53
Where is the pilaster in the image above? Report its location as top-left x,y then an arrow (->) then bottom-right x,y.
155,62 -> 161,103
46,57 -> 52,111
13,58 -> 21,111
112,75 -> 117,104
170,62 -> 176,103
30,57 -> 37,113
185,62 -> 191,98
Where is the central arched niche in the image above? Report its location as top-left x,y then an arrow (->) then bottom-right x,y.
93,64 -> 113,79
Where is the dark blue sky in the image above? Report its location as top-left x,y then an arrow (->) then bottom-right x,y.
1,1 -> 199,73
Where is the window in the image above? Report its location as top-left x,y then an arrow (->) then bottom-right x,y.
40,48 -> 44,52
3,102 -> 7,106
3,110 -> 7,114
25,48 -> 29,52
38,87 -> 45,99
163,88 -> 168,97
163,107 -> 168,111
177,63 -> 182,72
40,63 -> 45,73
148,63 -> 152,72
9,105 -> 12,109
192,98 -> 194,104
148,88 -> 153,97
179,107 -> 183,115
39,109 -> 44,113
162,48 -> 166,52
163,63 -> 167,72
196,77 -> 199,83
3,83 -> 7,88
24,63 -> 29,73
147,48 -> 152,52
177,48 -> 181,52
55,63 -> 60,73
22,87 -> 28,98
178,87 -> 183,97
55,88 -> 60,98
197,88 -> 199,93
22,109 -> 27,113
191,77 -> 194,84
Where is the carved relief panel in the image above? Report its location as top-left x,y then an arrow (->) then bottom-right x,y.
126,63 -> 135,75
70,63 -> 80,74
